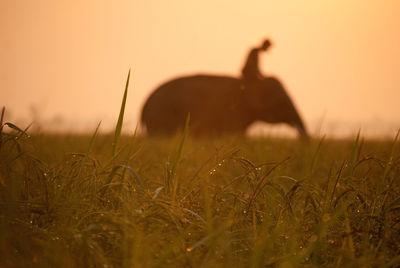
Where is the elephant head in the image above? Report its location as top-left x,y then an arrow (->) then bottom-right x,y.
244,77 -> 309,138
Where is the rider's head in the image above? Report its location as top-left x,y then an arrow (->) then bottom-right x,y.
261,39 -> 272,51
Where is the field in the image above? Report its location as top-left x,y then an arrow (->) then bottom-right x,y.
1,77 -> 400,267
1,123 -> 400,267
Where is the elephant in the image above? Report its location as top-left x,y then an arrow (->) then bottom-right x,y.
141,74 -> 309,138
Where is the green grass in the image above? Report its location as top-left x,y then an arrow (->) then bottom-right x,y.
1,130 -> 399,267
1,74 -> 399,267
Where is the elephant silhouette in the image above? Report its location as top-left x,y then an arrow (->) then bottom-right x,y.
141,74 -> 309,138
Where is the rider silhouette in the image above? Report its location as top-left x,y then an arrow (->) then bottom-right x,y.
241,39 -> 272,83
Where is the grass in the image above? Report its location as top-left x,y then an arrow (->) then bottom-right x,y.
1,75 -> 399,267
1,129 -> 400,267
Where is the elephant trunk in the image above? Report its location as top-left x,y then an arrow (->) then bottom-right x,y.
285,101 -> 309,139
294,119 -> 309,139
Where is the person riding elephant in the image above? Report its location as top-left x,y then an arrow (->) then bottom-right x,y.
141,38 -> 309,138
241,39 -> 272,84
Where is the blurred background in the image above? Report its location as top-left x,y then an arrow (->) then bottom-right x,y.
1,0 -> 399,138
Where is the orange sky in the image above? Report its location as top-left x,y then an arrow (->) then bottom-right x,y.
1,0 -> 400,136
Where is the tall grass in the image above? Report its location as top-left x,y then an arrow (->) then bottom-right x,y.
112,69 -> 131,157
0,81 -> 399,267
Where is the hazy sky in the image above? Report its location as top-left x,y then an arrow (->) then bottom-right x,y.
1,0 -> 399,136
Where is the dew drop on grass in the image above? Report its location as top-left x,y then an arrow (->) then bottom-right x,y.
74,234 -> 82,239
135,209 -> 143,214
322,213 -> 331,222
310,234 -> 318,242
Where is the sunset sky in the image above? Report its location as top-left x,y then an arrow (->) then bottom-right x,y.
1,0 -> 399,137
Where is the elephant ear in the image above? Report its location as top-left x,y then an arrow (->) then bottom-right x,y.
262,77 -> 292,104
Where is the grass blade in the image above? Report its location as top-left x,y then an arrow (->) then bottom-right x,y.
86,121 -> 101,156
78,121 -> 101,175
120,165 -> 143,187
382,129 -> 399,184
4,122 -> 30,137
171,113 -> 190,201
346,130 -> 361,176
113,69 -> 131,157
